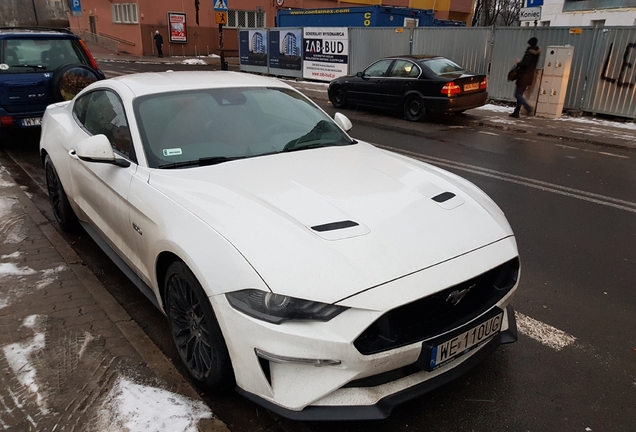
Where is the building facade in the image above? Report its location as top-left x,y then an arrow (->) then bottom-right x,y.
68,0 -> 476,57
527,0 -> 636,26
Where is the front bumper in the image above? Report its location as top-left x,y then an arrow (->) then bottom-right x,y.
238,305 -> 517,420
212,238 -> 519,419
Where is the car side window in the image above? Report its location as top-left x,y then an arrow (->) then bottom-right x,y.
73,93 -> 90,124
81,90 -> 135,161
363,60 -> 393,77
389,60 -> 421,78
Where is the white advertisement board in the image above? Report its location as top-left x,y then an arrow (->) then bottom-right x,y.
302,28 -> 349,82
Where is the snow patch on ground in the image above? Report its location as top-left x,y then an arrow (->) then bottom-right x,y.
2,315 -> 49,414
555,115 -> 636,131
95,377 -> 214,432
36,265 -> 67,290
474,104 -> 512,114
181,59 -> 207,65
0,262 -> 37,277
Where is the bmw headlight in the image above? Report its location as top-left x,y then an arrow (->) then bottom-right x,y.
226,289 -> 347,324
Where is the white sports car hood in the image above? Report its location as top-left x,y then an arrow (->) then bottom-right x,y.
149,142 -> 514,304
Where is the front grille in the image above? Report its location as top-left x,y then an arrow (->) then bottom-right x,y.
354,257 -> 519,355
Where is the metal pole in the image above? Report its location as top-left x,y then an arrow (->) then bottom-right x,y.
31,0 -> 39,25
220,23 -> 227,70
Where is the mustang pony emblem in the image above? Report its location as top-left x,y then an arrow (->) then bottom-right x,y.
446,284 -> 476,306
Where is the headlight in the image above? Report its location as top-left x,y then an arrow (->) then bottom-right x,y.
226,289 -> 347,324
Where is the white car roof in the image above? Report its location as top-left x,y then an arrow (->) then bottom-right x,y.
110,71 -> 292,97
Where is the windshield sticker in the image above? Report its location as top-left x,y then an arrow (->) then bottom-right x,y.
0,64 -> 9,70
163,148 -> 183,156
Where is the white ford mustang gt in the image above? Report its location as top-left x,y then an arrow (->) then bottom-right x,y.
40,71 -> 520,420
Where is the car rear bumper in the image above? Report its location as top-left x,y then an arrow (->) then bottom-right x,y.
0,107 -> 44,129
426,92 -> 488,113
237,304 -> 518,420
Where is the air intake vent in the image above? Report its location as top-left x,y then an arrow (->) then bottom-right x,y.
432,192 -> 456,203
311,220 -> 359,232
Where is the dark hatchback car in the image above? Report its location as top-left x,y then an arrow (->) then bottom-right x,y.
328,55 -> 487,121
0,27 -> 104,137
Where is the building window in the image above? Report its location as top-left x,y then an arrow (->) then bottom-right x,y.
226,10 -> 266,29
112,3 -> 138,24
540,21 -> 550,27
591,19 -> 605,27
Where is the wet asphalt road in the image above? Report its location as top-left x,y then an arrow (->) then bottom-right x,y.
0,60 -> 634,432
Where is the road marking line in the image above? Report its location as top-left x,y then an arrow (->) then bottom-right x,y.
374,144 -> 636,213
515,312 -> 577,351
478,131 -> 499,136
598,151 -> 629,159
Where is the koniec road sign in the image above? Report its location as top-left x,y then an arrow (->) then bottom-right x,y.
520,7 -> 541,22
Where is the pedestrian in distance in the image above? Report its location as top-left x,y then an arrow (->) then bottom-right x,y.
509,37 -> 541,118
154,30 -> 164,58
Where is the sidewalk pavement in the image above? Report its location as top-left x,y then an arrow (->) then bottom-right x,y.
92,50 -> 636,152
0,164 -> 229,431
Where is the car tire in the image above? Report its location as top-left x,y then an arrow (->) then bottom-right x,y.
44,154 -> 78,232
51,64 -> 101,102
165,261 -> 235,391
329,85 -> 347,108
403,94 -> 426,122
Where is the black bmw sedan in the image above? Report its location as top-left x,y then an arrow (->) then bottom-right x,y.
328,55 -> 487,122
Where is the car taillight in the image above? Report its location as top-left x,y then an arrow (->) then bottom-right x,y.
441,82 -> 461,96
480,78 -> 487,90
79,39 -> 100,71
1,116 -> 13,126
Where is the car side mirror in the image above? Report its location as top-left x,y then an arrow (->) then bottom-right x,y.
76,134 -> 130,167
356,71 -> 367,79
334,112 -> 353,132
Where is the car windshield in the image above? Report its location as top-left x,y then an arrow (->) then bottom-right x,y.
134,87 -> 355,169
0,38 -> 86,73
423,58 -> 466,76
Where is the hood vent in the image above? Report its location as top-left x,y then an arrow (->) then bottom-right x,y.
311,220 -> 359,232
432,192 -> 456,203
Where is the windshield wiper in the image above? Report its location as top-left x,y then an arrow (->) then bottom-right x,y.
157,155 -> 240,169
10,64 -> 47,70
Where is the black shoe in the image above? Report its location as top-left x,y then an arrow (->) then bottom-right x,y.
509,112 -> 520,118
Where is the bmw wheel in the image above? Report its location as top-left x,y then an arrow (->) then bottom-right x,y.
403,94 -> 426,122
44,154 -> 78,232
165,261 -> 234,390
329,85 -> 347,108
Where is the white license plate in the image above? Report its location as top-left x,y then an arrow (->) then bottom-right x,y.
21,117 -> 42,127
463,83 -> 479,91
429,312 -> 503,370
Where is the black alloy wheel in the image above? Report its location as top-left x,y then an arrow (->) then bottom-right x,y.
329,85 -> 347,108
44,155 -> 78,232
165,261 -> 234,390
403,94 -> 426,122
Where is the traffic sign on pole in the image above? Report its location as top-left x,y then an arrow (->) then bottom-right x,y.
71,0 -> 82,17
213,0 -> 228,12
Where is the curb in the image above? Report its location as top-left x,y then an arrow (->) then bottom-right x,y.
5,161 -> 231,432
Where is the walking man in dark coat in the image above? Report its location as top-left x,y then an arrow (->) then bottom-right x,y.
510,37 -> 541,118
154,30 -> 164,58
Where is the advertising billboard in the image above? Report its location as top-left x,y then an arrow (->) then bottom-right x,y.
302,28 -> 348,82
269,29 -> 302,71
239,30 -> 268,66
168,12 -> 187,43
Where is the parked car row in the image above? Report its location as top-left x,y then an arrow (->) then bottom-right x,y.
5,27 -> 518,421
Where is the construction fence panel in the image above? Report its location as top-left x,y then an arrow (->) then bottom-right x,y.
348,27 -> 412,74
489,27 -> 598,109
582,27 -> 636,119
411,27 -> 493,75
